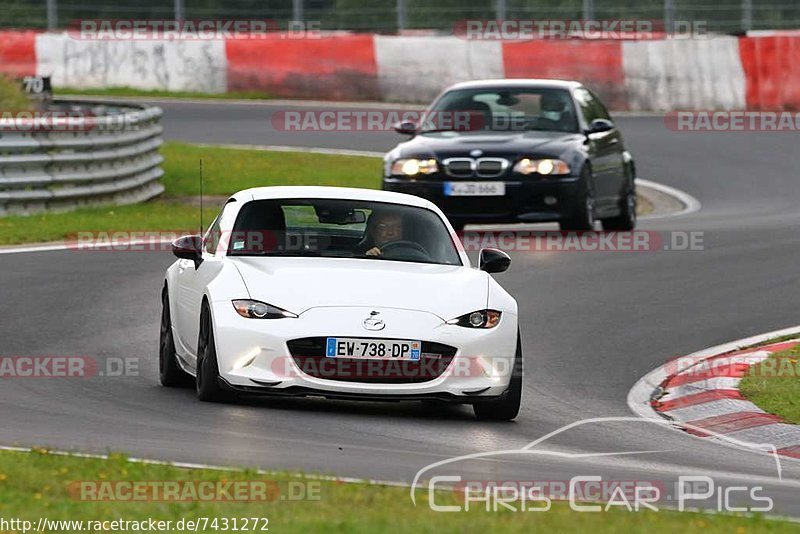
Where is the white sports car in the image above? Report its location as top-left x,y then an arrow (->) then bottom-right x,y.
160,186 -> 522,420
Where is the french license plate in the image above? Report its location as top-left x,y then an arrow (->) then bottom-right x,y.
444,181 -> 505,196
325,338 -> 422,360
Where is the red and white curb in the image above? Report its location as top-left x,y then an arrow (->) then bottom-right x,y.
628,326 -> 800,460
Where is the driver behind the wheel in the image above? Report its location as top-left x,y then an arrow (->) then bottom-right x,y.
359,210 -> 403,257
539,92 -> 574,132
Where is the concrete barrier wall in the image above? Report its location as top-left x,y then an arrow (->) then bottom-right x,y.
503,40 -> 627,109
374,36 -> 503,102
0,30 -> 797,110
0,30 -> 37,78
227,34 -> 380,100
34,33 -> 227,92
622,37 -> 746,111
739,35 -> 800,110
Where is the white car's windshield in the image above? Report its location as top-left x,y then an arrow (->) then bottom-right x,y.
227,198 -> 462,266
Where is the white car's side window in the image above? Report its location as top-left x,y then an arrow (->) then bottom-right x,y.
203,201 -> 237,256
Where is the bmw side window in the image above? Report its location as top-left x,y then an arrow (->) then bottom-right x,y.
588,90 -> 612,121
574,88 -> 599,124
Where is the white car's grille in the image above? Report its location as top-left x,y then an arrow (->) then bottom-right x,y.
287,337 -> 457,384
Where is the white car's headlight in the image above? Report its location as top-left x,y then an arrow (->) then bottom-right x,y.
232,299 -> 298,319
446,310 -> 502,329
513,158 -> 570,176
390,158 -> 438,176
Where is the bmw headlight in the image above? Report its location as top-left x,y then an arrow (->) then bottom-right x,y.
390,158 -> 438,176
446,310 -> 502,329
232,300 -> 298,319
513,158 -> 570,176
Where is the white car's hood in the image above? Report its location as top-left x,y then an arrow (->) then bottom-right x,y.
231,257 -> 488,319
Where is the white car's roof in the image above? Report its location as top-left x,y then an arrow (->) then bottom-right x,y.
446,78 -> 582,91
229,186 -> 433,209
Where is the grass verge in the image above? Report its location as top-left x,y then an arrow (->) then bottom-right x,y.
0,449 -> 790,533
1,141 -> 655,246
0,142 -> 381,246
0,74 -> 34,112
740,338 -> 800,424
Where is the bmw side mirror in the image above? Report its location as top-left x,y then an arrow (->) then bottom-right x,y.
172,235 -> 203,268
393,120 -> 417,135
479,248 -> 511,274
587,118 -> 615,135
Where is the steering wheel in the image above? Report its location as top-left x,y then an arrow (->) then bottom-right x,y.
378,240 -> 431,261
525,116 -> 558,131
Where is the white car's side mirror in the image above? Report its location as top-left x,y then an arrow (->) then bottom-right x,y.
172,235 -> 203,268
479,248 -> 511,273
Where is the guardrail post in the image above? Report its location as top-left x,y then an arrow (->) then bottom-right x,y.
46,0 -> 57,30
664,0 -> 675,34
741,0 -> 753,32
397,0 -> 406,32
174,0 -> 184,22
293,0 -> 304,23
496,0 -> 507,21
583,0 -> 594,21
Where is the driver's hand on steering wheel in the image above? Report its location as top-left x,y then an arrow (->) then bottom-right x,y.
365,247 -> 381,256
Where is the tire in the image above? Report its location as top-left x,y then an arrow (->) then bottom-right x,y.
196,302 -> 228,402
559,167 -> 596,232
159,287 -> 191,387
473,334 -> 523,421
601,176 -> 637,231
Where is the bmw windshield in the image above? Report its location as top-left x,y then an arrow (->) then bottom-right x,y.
422,87 -> 580,133
224,198 -> 462,266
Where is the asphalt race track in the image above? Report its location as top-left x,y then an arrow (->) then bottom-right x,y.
3,100 -> 800,515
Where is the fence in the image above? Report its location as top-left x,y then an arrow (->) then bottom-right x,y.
2,1 -> 799,35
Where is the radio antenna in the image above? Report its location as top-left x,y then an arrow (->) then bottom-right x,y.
199,158 -> 204,234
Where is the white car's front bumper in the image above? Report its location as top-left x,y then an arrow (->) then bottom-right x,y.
210,301 -> 519,401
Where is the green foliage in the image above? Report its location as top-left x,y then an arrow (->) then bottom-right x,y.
0,74 -> 32,113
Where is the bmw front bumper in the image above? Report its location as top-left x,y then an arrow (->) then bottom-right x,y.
383,175 -> 581,225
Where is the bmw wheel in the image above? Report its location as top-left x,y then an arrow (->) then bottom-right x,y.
601,177 -> 637,231
559,168 -> 596,232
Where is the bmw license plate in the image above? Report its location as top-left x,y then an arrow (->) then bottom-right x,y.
326,338 -> 421,360
444,181 -> 505,196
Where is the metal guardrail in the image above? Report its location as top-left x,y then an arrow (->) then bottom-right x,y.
0,100 -> 164,216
